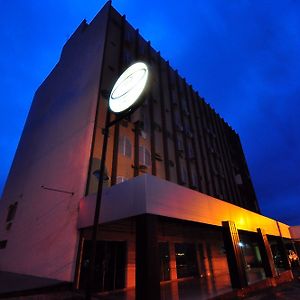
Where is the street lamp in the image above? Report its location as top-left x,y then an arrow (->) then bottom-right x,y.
86,62 -> 149,299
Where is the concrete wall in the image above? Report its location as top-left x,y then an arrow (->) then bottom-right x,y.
0,3 -> 110,281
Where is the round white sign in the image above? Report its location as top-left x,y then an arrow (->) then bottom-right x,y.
109,62 -> 149,113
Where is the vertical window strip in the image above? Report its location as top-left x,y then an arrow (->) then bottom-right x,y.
119,136 -> 132,158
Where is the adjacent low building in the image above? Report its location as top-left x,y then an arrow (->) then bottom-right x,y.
0,2 -> 296,299
289,226 -> 300,260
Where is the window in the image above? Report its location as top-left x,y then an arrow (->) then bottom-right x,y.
187,143 -> 194,159
139,44 -> 147,57
175,112 -> 183,132
141,109 -> 150,133
235,174 -> 243,185
110,40 -> 117,47
153,122 -> 162,132
6,202 -> 18,223
121,119 -> 128,127
111,17 -> 121,28
182,100 -> 189,115
159,242 -> 171,281
0,240 -> 7,249
168,160 -> 175,167
140,130 -> 147,139
124,31 -> 133,43
181,164 -> 188,184
166,130 -> 173,139
175,243 -> 198,278
108,65 -> 115,72
185,123 -> 193,138
116,176 -> 128,184
139,146 -> 151,166
176,138 -> 184,152
119,136 -> 132,158
154,152 -> 163,161
191,170 -> 198,188
123,51 -> 133,65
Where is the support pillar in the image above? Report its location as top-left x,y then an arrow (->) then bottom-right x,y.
222,221 -> 248,288
126,239 -> 136,288
169,242 -> 178,280
257,228 -> 277,277
201,242 -> 211,277
198,243 -> 208,277
195,243 -> 204,278
136,214 -> 160,300
197,242 -> 209,291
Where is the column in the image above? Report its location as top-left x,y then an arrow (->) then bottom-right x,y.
201,242 -> 211,277
169,242 -> 178,280
257,228 -> 277,277
136,214 -> 160,300
195,243 -> 204,278
126,239 -> 136,288
222,221 -> 248,288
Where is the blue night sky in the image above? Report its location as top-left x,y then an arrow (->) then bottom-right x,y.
1,1 -> 300,225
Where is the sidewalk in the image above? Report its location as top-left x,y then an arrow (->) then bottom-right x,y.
244,267 -> 300,300
245,279 -> 300,300
0,271 -> 71,299
0,268 -> 299,299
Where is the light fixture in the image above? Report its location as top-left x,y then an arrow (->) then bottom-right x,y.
109,62 -> 149,114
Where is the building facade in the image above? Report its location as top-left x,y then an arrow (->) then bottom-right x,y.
0,2 -> 295,299
84,3 -> 260,214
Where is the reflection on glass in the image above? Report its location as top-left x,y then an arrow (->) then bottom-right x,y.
175,243 -> 198,278
159,242 -> 170,281
239,231 -> 266,284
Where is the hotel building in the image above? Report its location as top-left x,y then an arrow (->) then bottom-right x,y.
0,2 -> 296,299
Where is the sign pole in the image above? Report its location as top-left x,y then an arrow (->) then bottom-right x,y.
85,62 -> 149,299
86,109 -> 110,299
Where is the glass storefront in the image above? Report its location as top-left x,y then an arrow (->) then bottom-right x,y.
175,243 -> 198,279
238,231 -> 266,284
79,240 -> 126,292
159,242 -> 171,281
268,235 -> 291,273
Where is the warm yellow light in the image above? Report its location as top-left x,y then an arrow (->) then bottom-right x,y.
236,216 -> 246,227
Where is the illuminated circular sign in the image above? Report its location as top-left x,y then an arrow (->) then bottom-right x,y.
109,62 -> 149,113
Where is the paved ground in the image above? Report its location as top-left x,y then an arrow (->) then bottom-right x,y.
0,271 -> 64,294
244,267 -> 300,300
3,279 -> 300,300
245,280 -> 300,300
1,268 -> 300,299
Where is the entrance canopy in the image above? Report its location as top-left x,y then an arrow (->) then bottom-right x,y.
78,174 -> 290,238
